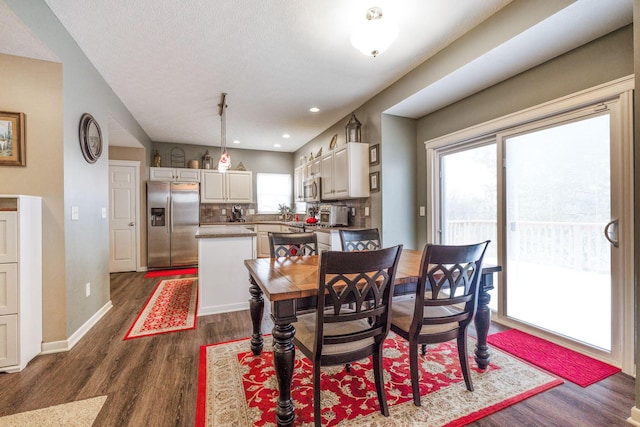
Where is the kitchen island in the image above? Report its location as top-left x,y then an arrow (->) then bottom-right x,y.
196,225 -> 257,316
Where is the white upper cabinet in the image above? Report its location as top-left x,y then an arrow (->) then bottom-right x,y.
150,167 -> 201,182
320,143 -> 369,200
294,166 -> 304,201
201,170 -> 252,203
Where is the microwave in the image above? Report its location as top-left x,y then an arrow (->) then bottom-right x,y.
319,205 -> 348,226
303,177 -> 321,202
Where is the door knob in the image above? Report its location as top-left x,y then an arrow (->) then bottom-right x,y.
129,222 -> 135,226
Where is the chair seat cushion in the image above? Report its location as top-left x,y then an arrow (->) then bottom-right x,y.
391,299 -> 459,335
293,312 -> 374,356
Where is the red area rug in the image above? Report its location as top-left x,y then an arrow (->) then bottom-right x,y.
196,333 -> 562,426
487,329 -> 620,387
144,268 -> 197,278
124,278 -> 198,339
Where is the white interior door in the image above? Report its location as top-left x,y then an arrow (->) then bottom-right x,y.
109,163 -> 139,272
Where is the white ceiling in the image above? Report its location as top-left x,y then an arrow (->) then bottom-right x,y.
0,0 -> 634,152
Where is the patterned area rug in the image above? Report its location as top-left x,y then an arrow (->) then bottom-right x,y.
0,396 -> 107,427
487,329 -> 621,387
144,268 -> 198,278
124,278 -> 198,339
196,333 -> 563,426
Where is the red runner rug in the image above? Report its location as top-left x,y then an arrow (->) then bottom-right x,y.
144,268 -> 197,278
487,329 -> 620,387
124,278 -> 198,339
196,333 -> 562,426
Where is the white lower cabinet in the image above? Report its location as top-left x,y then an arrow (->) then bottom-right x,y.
315,230 -> 341,252
0,196 -> 42,373
256,224 -> 289,258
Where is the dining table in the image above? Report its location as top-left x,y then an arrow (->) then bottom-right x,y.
244,249 -> 502,427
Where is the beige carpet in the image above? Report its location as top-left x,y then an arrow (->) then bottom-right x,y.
0,396 -> 107,427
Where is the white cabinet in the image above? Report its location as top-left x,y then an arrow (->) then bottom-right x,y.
320,143 -> 369,200
150,167 -> 201,182
256,224 -> 289,258
201,170 -> 252,203
306,157 -> 321,179
294,166 -> 304,202
0,196 -> 42,373
315,230 -> 341,252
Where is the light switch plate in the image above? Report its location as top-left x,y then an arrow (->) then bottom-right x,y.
364,207 -> 370,217
71,206 -> 79,220
248,209 -> 255,215
101,207 -> 107,219
419,206 -> 425,216
221,209 -> 226,215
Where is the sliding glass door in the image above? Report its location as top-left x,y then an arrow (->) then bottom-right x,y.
502,113 -> 612,350
430,87 -> 633,371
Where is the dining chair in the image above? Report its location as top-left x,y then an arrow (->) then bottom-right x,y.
292,244 -> 403,426
268,232 -> 318,257
339,228 -> 381,252
390,241 -> 489,406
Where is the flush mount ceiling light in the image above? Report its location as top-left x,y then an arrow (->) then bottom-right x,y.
350,6 -> 398,57
309,107 -> 320,113
217,92 -> 231,173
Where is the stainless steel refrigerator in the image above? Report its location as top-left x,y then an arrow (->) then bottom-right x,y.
147,181 -> 200,269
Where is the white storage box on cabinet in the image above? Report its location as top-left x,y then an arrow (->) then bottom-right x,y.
150,167 -> 201,182
201,170 -> 252,203
0,196 -> 42,373
320,143 -> 369,200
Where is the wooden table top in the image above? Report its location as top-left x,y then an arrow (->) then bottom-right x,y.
244,249 -> 424,302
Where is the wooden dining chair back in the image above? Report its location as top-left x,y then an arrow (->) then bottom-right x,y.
339,228 -> 381,252
268,232 -> 318,257
292,244 -> 403,426
390,241 -> 489,406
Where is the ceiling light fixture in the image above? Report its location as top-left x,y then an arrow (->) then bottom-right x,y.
350,6 -> 398,57
233,140 -> 240,144
217,92 -> 230,173
282,134 -> 290,139
309,107 -> 320,113
274,143 -> 281,148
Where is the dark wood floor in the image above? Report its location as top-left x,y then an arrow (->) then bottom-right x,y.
0,271 -> 635,426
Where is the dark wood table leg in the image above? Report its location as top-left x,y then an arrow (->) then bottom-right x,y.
249,276 -> 264,355
474,268 -> 500,370
271,300 -> 298,427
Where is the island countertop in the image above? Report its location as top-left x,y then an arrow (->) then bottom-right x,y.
196,225 -> 257,239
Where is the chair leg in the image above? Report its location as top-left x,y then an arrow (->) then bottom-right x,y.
345,362 -> 351,373
372,350 -> 389,416
313,363 -> 322,426
457,332 -> 474,392
421,344 -> 427,356
409,342 -> 421,406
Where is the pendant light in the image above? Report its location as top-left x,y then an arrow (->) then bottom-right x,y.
217,92 -> 231,173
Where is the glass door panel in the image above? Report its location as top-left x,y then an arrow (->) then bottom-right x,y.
504,114 -> 611,350
440,143 -> 498,309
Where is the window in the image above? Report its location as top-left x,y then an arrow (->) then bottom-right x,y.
256,173 -> 292,213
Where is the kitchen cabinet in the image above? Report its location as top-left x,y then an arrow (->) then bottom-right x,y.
201,170 -> 252,203
150,167 -> 201,182
320,143 -> 369,200
315,229 -> 341,252
0,196 -> 42,373
305,157 -> 321,179
294,166 -> 304,202
256,223 -> 290,258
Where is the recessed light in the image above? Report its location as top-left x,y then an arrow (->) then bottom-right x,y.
232,140 -> 240,144
274,143 -> 281,148
282,134 -> 290,139
309,107 -> 320,113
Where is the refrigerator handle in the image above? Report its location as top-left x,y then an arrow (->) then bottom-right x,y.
166,196 -> 171,233
169,195 -> 174,233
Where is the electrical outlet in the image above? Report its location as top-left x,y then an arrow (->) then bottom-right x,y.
364,207 -> 370,217
350,207 -> 356,216
248,209 -> 255,215
71,206 -> 79,220
419,206 -> 425,216
221,209 -> 226,215
85,282 -> 91,297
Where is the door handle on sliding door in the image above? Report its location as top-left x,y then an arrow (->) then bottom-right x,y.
604,219 -> 619,248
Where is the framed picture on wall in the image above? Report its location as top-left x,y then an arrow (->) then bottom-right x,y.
0,111 -> 26,166
369,171 -> 380,192
369,144 -> 379,166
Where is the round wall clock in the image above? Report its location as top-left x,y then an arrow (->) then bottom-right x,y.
79,113 -> 102,163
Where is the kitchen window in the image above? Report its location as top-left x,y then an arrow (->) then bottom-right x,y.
256,173 -> 292,213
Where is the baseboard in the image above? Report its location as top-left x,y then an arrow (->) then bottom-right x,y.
40,301 -> 113,354
627,407 -> 640,426
198,302 -> 249,317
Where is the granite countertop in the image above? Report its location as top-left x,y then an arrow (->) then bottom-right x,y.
197,221 -> 360,235
196,225 -> 257,239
